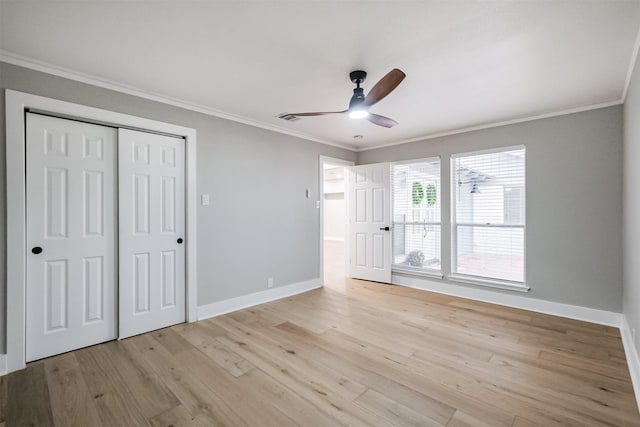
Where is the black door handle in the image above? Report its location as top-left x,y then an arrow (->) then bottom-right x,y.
379,227 -> 390,231
32,246 -> 43,255
177,238 -> 184,244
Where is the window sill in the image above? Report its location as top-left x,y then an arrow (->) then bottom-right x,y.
392,266 -> 444,279
448,274 -> 530,293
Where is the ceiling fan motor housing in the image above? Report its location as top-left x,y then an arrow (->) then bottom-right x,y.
349,87 -> 366,109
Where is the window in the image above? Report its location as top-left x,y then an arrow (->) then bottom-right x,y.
451,147 -> 525,284
392,158 -> 441,274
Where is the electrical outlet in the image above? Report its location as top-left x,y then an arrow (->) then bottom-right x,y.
267,277 -> 274,288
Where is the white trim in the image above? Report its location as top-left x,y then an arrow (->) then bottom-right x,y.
391,155 -> 442,166
623,21 -> 640,102
197,278 -> 322,320
5,91 -> 27,374
621,315 -> 640,411
392,267 -> 444,280
0,50 -> 352,151
392,274 -> 622,327
0,355 -> 7,376
4,90 -> 198,374
453,223 -> 524,229
448,274 -> 529,292
319,156 -> 354,286
0,50 -> 625,154
451,144 -> 526,159
356,100 -> 623,152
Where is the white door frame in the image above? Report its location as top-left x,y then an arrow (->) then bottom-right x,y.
5,90 -> 198,373
319,156 -> 354,286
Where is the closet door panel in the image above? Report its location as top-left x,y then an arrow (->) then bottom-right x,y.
26,113 -> 116,362
119,128 -> 186,338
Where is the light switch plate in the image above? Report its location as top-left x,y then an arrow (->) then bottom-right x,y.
201,194 -> 210,206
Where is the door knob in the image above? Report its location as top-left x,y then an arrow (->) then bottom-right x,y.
31,246 -> 43,254
379,227 -> 390,231
177,238 -> 184,244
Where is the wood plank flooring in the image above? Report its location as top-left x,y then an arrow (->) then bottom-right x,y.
2,241 -> 638,426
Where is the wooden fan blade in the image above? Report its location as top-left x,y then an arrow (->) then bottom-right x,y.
367,113 -> 398,128
286,110 -> 347,117
363,68 -> 406,107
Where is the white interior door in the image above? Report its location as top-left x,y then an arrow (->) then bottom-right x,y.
348,163 -> 392,283
118,128 -> 186,338
26,113 -> 116,362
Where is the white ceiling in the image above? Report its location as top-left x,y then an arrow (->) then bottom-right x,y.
1,1 -> 639,150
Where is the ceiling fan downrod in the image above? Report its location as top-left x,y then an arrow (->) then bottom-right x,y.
349,70 -> 367,110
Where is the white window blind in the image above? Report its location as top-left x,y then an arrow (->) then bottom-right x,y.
392,158 -> 441,272
452,147 -> 525,283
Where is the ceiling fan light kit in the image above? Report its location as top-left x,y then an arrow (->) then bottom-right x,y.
348,109 -> 369,119
284,68 -> 406,128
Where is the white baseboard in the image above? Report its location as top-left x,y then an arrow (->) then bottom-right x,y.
621,316 -> 640,411
197,278 -> 322,320
0,354 -> 7,376
393,274 -> 622,327
324,237 -> 345,242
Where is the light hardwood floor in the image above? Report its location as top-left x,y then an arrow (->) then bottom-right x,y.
2,240 -> 639,426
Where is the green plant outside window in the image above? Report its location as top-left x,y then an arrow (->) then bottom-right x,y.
426,184 -> 437,206
412,182 -> 424,205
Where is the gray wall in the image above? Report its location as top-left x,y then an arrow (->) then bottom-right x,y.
359,106 -> 624,312
624,53 -> 640,355
0,62 -> 356,353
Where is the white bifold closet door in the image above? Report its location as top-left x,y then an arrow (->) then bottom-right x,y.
118,129 -> 186,339
26,113 -> 117,362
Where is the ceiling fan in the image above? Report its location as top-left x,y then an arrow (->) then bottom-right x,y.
283,68 -> 406,128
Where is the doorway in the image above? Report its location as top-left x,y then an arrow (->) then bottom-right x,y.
319,156 -> 354,290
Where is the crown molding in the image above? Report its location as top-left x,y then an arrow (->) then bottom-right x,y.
0,50 -> 627,155
355,99 -> 624,152
0,50 -> 354,151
